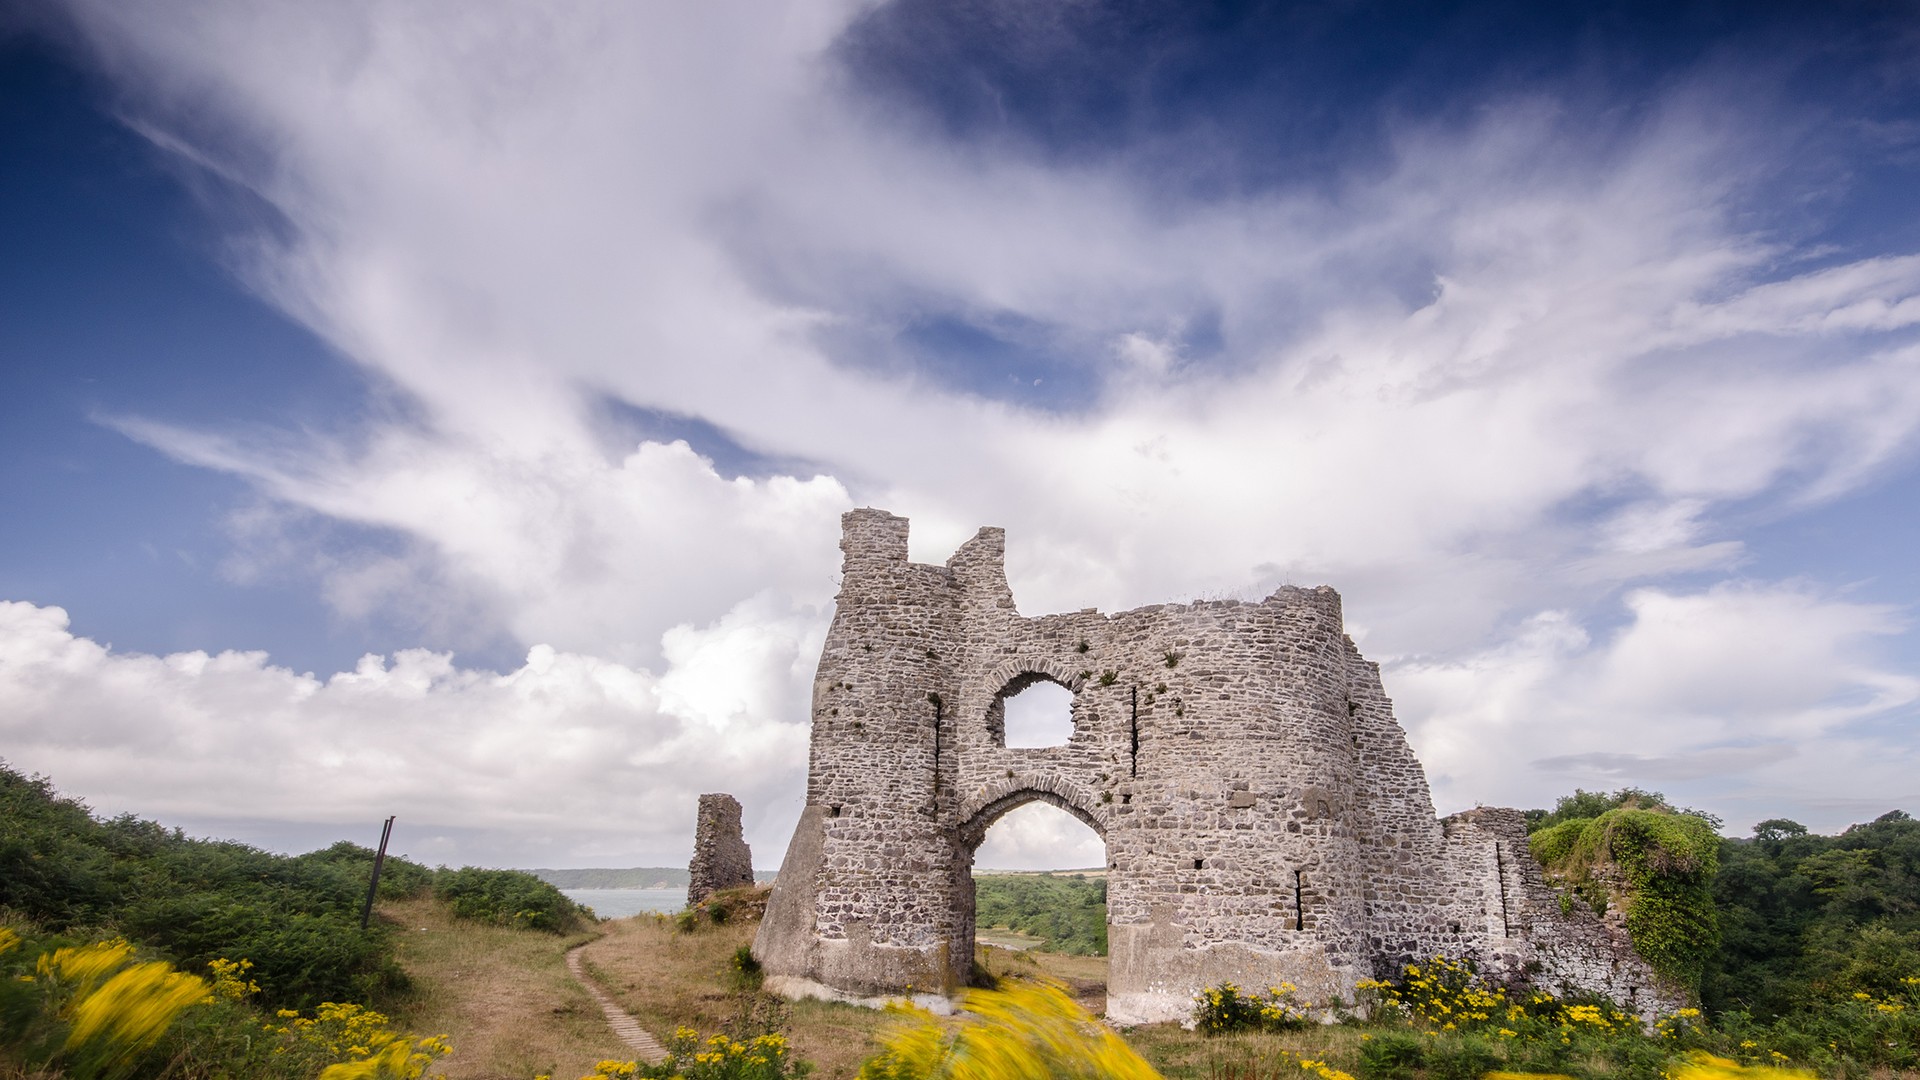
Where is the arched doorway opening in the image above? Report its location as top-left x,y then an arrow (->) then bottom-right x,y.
964,796 -> 1108,1013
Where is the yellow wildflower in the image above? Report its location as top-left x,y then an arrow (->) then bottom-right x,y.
64,960 -> 210,1054
861,977 -> 1160,1080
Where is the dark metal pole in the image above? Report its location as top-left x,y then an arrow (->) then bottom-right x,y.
359,816 -> 396,930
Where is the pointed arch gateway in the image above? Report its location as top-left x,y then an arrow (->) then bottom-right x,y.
958,776 -> 1110,849
960,787 -> 1111,992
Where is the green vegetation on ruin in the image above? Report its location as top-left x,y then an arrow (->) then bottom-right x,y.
1524,789 -> 1722,990
1524,785 -> 1920,1029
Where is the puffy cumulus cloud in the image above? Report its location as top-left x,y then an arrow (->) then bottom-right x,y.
0,598 -> 823,866
30,2 -> 1920,856
1392,581 -> 1920,833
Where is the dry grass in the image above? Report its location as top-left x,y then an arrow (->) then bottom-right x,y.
571,909 -> 755,1038
572,901 -> 1162,1079
982,939 -> 1372,1080
380,896 -> 633,1080
973,927 -> 1045,950
977,942 -> 1108,1015
574,907 -> 894,1080
1125,1022 -> 1372,1080
382,886 -> 1315,1080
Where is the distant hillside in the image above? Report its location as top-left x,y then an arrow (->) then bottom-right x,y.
525,866 -> 776,889
973,872 -> 1107,955
974,866 -> 1107,878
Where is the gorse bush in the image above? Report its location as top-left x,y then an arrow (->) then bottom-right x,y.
297,841 -> 436,902
1193,982 -> 1311,1033
859,978 -> 1158,1080
579,1029 -> 806,1080
0,923 -> 454,1080
0,763 -> 586,1013
0,930 -> 210,1080
433,866 -> 588,933
0,765 -> 413,1008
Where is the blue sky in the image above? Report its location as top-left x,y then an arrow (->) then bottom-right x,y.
2,0 -> 1919,869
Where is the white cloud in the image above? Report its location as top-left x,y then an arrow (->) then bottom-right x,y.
1393,581 -> 1920,832
107,418 -> 852,666
0,598 -> 822,866
21,1 -> 1920,854
974,802 -> 1106,872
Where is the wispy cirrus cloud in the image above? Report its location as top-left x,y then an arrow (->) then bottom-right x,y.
9,0 -> 1917,862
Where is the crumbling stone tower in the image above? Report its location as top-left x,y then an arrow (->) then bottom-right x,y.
755,509 -> 1677,1024
688,793 -> 755,906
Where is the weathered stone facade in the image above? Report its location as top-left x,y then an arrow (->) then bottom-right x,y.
688,793 -> 755,907
754,509 -> 1681,1023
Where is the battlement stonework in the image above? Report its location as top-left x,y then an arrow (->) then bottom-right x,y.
753,510 -> 1680,1024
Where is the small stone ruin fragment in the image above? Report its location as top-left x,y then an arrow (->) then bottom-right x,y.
687,792 -> 755,907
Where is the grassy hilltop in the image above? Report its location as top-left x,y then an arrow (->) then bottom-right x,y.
5,765 -> 1920,1080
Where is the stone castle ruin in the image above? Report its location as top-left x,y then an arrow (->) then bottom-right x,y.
754,509 -> 1679,1024
688,793 -> 755,907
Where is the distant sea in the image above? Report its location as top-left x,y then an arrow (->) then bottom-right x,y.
563,887 -> 685,919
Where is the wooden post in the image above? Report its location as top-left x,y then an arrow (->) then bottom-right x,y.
359,816 -> 396,930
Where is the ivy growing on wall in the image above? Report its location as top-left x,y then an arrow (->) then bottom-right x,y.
1529,806 -> 1721,992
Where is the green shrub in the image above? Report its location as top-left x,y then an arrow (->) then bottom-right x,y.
1194,982 -> 1311,1034
1529,818 -> 1590,866
730,945 -> 764,992
1425,1036 -> 1500,1080
431,866 -> 586,933
294,840 -> 435,900
972,873 -> 1106,955
1528,805 -> 1721,989
0,764 -> 405,1009
1604,1032 -> 1680,1080
1356,1032 -> 1425,1080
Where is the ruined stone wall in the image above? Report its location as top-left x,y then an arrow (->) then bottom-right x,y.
753,509 -> 1682,1023
688,793 -> 755,907
1440,808 -> 1677,1019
